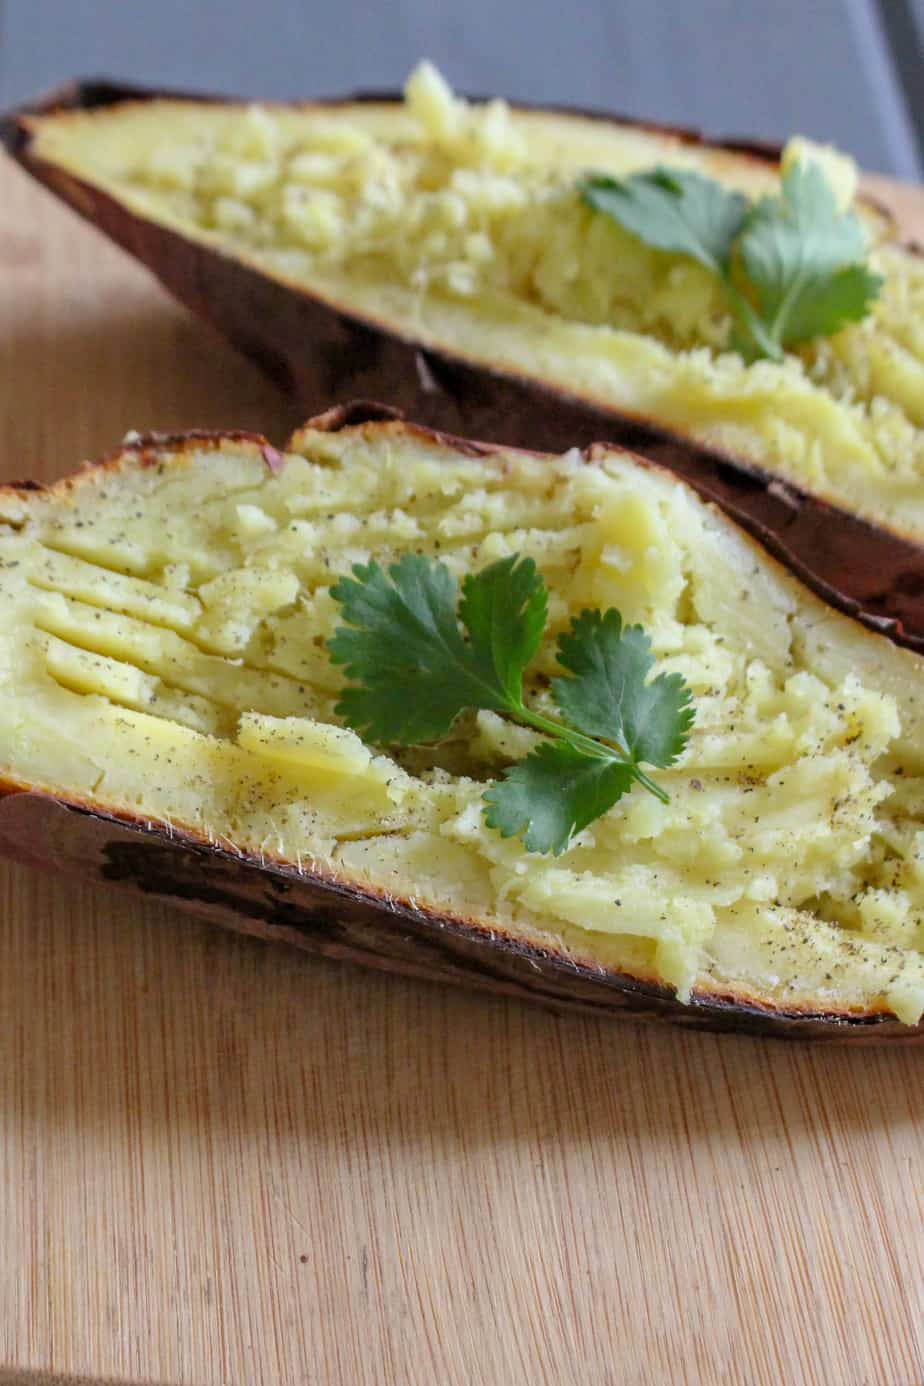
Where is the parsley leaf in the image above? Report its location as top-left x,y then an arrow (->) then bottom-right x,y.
484,742 -> 636,856
552,610 -> 694,769
328,553 -> 694,855
580,157 -> 882,362
581,167 -> 748,275
737,160 -> 884,352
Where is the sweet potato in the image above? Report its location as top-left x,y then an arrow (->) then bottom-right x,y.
5,70 -> 924,639
3,404 -> 924,1039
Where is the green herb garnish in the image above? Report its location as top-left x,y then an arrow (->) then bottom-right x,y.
327,553 -> 694,855
580,159 -> 883,362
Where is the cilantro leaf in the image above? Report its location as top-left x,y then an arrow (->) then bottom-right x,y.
771,263 -> 883,347
328,553 -> 694,854
737,160 -> 884,350
580,156 -> 882,361
458,553 -> 547,707
551,610 -> 694,769
484,742 -> 636,856
581,167 -> 749,275
328,553 -> 543,743
328,555 -> 493,744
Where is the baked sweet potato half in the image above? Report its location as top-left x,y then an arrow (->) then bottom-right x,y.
4,66 -> 924,638
4,403 -> 924,1040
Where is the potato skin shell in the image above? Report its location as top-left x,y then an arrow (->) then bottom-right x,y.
5,81 -> 924,648
1,413 -> 923,1041
1,785 -> 920,1042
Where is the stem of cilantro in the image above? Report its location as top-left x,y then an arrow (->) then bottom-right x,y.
720,274 -> 783,362
505,700 -> 671,805
622,765 -> 670,803
763,266 -> 812,353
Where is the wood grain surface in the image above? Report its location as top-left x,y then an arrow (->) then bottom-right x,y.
1,156 -> 924,1386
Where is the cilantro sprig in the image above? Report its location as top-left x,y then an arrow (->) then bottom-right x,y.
328,553 -> 693,855
580,159 -> 883,362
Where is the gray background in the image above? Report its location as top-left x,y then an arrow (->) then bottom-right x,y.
0,0 -> 921,177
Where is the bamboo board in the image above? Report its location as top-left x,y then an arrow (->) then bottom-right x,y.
1,157 -> 923,1386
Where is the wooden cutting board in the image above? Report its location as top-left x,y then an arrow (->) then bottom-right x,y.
1,156 -> 924,1386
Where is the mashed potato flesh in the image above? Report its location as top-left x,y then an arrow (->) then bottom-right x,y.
30,65 -> 924,539
3,426 -> 924,1021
